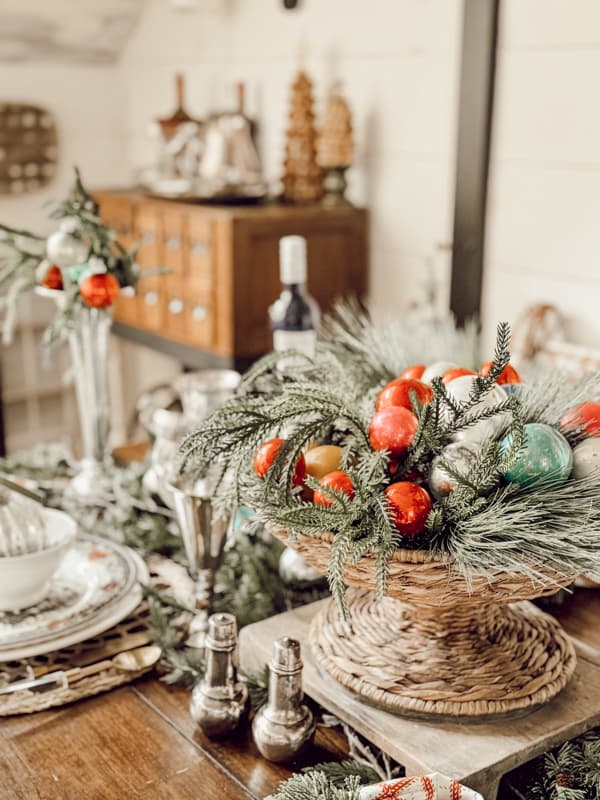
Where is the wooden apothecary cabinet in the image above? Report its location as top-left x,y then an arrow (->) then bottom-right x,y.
95,191 -> 368,369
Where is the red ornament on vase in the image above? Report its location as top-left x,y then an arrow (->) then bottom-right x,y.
41,265 -> 63,291
384,481 -> 432,536
368,407 -> 418,458
80,273 -> 120,309
313,470 -> 355,507
375,378 -> 433,412
479,361 -> 521,385
561,402 -> 600,438
253,437 -> 306,487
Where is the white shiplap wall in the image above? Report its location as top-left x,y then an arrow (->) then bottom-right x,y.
482,0 -> 600,353
120,0 -> 463,318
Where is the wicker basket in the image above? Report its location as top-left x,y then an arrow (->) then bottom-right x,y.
273,528 -> 577,720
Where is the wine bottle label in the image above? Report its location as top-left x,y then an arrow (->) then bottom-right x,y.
273,329 -> 317,371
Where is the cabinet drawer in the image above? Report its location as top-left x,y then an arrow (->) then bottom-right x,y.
98,196 -> 135,250
135,206 -> 163,292
136,282 -> 164,333
188,213 -> 213,293
185,292 -> 213,349
162,210 -> 186,292
113,289 -> 138,327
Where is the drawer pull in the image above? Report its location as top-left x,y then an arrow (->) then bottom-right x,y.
192,242 -> 207,256
166,236 -> 181,251
145,291 -> 159,306
168,298 -> 184,315
142,232 -> 155,245
191,305 -> 208,321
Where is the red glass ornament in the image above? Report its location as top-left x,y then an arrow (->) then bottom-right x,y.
368,407 -> 418,458
41,265 -> 63,290
253,438 -> 306,487
375,378 -> 433,412
479,361 -> 521,385
384,481 -> 432,536
313,470 -> 355,507
442,367 -> 476,385
561,402 -> 600,438
398,364 -> 425,381
80,273 -> 120,309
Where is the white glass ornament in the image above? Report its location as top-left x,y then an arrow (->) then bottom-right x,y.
46,230 -> 88,269
421,361 -> 459,385
429,441 -> 479,500
0,487 -> 47,557
444,375 -> 508,444
572,438 -> 600,479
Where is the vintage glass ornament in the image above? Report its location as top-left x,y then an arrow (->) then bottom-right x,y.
384,481 -> 432,536
304,445 -> 343,480
41,264 -> 63,290
479,361 -> 522,385
375,378 -> 433,412
80,273 -> 120,309
442,367 -> 475,385
252,637 -> 315,762
46,229 -> 88,269
253,438 -> 306,487
421,361 -> 459,385
429,441 -> 479,500
368,407 -> 418,458
561,402 -> 600,438
571,438 -> 600,479
502,423 -> 573,488
444,375 -> 508,443
399,364 -> 425,381
313,470 -> 355,507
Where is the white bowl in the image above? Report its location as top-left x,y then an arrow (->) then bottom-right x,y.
0,508 -> 77,612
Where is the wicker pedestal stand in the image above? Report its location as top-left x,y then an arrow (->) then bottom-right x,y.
275,530 -> 577,720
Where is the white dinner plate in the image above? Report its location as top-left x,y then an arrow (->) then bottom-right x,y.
0,536 -> 148,661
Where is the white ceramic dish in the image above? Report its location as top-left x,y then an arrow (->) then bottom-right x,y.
0,508 -> 76,612
0,536 -> 148,661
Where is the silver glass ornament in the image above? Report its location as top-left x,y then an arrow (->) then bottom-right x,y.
572,438 -> 600,479
190,612 -> 248,737
46,229 -> 88,269
429,441 -> 479,500
174,369 -> 241,424
252,637 -> 315,763
279,546 -> 323,586
168,474 -> 230,649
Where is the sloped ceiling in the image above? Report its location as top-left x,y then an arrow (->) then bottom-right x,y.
0,0 -> 148,64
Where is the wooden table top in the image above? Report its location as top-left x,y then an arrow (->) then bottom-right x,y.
1,590 -> 598,800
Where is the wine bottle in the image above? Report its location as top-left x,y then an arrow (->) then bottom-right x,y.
269,235 -> 320,366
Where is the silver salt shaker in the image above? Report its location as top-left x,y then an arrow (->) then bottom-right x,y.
190,612 -> 248,737
252,637 -> 315,762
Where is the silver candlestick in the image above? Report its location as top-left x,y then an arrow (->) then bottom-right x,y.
252,637 -> 315,762
168,475 -> 230,649
190,612 -> 248,737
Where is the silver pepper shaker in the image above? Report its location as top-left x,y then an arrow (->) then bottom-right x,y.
252,637 -> 315,762
190,612 -> 248,737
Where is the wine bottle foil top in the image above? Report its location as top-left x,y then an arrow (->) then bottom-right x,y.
270,636 -> 303,674
206,612 -> 238,650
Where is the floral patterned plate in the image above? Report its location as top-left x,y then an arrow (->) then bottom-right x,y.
0,536 -> 148,661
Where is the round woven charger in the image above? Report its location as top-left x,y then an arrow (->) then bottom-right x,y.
309,589 -> 577,720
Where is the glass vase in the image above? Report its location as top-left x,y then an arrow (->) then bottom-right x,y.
67,305 -> 112,500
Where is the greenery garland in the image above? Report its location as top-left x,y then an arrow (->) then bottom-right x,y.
179,308 -> 600,614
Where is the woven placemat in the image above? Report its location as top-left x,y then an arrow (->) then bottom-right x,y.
0,555 -> 192,715
309,589 -> 577,720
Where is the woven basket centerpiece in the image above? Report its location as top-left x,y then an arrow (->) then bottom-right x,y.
180,309 -> 600,721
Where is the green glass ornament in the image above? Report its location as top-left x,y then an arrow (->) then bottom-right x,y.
502,422 -> 573,488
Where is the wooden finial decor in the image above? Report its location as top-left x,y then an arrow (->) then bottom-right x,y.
316,89 -> 354,206
281,71 -> 323,204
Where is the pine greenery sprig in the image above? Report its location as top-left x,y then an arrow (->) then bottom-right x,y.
269,772 -> 361,800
